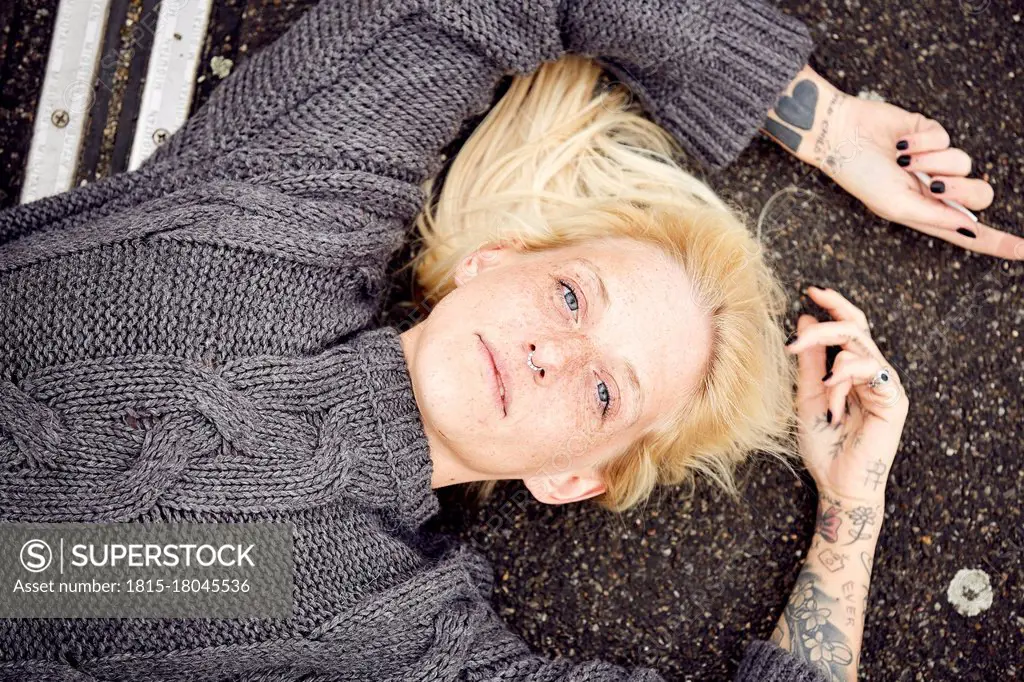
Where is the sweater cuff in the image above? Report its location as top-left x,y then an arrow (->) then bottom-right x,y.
668,0 -> 814,169
735,640 -> 830,682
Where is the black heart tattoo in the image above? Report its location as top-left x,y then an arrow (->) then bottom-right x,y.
775,80 -> 818,131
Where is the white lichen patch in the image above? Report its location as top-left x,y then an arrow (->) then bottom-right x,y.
946,568 -> 994,617
210,56 -> 234,79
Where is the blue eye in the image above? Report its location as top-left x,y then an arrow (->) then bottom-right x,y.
559,280 -> 579,315
597,379 -> 611,418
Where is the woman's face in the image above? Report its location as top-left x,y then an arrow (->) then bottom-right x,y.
400,236 -> 712,504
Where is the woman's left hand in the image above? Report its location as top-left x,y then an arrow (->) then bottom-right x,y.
787,286 -> 910,504
818,92 -> 1024,260
764,65 -> 1024,260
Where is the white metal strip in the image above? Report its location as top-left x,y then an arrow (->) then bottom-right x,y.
128,0 -> 214,171
20,0 -> 113,205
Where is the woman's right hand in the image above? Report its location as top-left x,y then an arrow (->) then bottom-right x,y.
785,286 -> 910,504
771,287 -> 908,682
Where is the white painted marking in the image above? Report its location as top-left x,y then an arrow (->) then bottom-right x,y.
128,0 -> 214,170
20,0 -> 113,204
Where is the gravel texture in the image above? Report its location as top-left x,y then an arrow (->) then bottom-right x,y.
1,1 -> 1021,680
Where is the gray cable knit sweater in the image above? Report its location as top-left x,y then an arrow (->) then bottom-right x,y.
0,0 -> 825,679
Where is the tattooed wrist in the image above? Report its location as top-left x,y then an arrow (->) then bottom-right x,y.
761,65 -> 851,175
815,494 -> 885,547
817,483 -> 887,508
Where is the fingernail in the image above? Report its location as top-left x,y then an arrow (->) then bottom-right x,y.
897,155 -> 911,167
957,227 -> 977,239
930,180 -> 945,193
826,409 -> 833,424
896,140 -> 909,151
785,335 -> 798,346
822,371 -> 833,382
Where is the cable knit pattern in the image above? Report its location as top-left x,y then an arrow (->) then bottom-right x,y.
0,0 -> 820,679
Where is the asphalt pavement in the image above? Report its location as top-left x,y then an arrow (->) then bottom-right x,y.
1,1 -> 1020,679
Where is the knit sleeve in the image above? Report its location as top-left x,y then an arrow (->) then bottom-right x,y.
1,0 -> 811,244
561,0 -> 815,169
146,0 -> 813,183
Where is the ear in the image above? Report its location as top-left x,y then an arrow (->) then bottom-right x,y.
453,243 -> 510,287
523,468 -> 607,505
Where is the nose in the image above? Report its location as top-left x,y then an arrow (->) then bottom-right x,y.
528,334 -> 589,380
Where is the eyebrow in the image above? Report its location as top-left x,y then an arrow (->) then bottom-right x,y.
573,257 -> 645,428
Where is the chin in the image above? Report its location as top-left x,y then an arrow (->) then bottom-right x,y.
413,333 -> 494,431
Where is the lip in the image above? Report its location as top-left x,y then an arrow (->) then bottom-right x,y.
477,334 -> 508,416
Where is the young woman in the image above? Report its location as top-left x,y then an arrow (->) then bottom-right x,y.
0,0 -> 1011,680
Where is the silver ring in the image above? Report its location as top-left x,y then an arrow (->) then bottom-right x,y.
869,367 -> 892,391
527,350 -> 543,373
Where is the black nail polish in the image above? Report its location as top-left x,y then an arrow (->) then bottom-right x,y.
826,409 -> 833,424
897,155 -> 911,167
930,180 -> 945,193
957,227 -> 977,239
822,371 -> 833,382
896,140 -> 908,151
785,335 -> 798,346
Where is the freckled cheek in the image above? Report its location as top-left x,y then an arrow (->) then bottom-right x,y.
498,282 -> 553,333
526,403 -> 595,454
530,431 -> 603,476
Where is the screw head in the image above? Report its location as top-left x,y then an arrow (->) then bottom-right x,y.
51,109 -> 69,128
152,128 -> 169,145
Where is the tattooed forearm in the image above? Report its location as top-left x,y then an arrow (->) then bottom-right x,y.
760,65 -> 853,174
818,548 -> 847,572
844,506 -> 877,545
771,499 -> 885,681
775,566 -> 855,681
816,504 -> 843,543
764,118 -> 802,152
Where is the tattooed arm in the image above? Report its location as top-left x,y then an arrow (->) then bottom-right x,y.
771,285 -> 911,682
759,65 -> 1022,259
770,491 -> 884,682
760,65 -> 850,174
